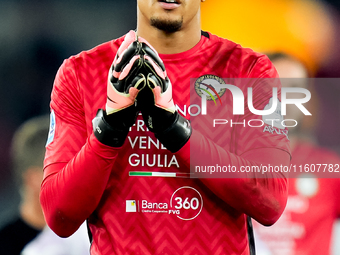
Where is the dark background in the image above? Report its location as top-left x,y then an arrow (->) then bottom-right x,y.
0,0 -> 137,226
0,1 -> 340,252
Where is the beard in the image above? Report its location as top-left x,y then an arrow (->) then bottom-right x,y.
150,16 -> 183,33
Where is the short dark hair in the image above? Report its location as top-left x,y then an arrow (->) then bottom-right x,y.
11,115 -> 50,187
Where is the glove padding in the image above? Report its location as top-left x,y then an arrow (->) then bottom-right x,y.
137,37 -> 192,153
93,30 -> 146,147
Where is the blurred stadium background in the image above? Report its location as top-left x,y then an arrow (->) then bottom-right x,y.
0,0 -> 339,253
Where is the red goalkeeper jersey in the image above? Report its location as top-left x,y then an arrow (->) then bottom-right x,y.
41,31 -> 290,255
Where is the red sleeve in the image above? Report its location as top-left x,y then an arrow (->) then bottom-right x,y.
176,54 -> 290,226
40,58 -> 119,237
41,134 -> 119,237
177,131 -> 289,226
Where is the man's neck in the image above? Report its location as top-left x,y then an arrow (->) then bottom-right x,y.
136,15 -> 201,54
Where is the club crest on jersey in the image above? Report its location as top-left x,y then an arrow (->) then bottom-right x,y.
194,75 -> 227,105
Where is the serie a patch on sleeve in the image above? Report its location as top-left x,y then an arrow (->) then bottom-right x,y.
46,110 -> 56,146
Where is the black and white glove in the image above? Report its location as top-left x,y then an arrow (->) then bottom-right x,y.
137,36 -> 192,152
93,30 -> 146,147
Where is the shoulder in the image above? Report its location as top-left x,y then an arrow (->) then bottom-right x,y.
54,33 -> 126,85
203,32 -> 277,78
204,32 -> 264,62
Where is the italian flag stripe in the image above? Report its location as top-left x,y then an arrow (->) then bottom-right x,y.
129,171 -> 190,178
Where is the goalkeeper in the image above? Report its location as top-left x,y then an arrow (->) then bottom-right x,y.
40,1 -> 291,254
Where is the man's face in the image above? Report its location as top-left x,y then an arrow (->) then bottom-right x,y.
137,0 -> 201,33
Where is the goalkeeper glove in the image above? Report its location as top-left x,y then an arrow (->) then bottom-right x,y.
137,37 -> 192,153
93,30 -> 146,147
